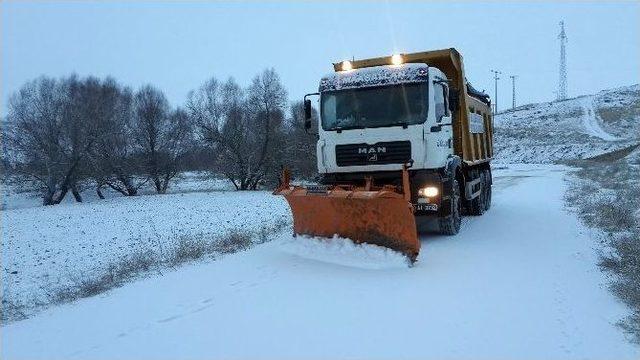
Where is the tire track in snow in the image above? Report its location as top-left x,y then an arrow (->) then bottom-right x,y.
580,97 -> 620,141
553,262 -> 585,356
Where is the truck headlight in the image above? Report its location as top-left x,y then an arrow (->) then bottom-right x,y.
391,54 -> 403,66
418,186 -> 439,198
341,60 -> 353,71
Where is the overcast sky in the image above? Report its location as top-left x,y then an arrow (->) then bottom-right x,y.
2,1 -> 639,113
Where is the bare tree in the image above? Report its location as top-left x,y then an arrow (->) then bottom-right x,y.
133,85 -> 192,194
5,76 -> 97,205
245,68 -> 288,189
6,76 -> 197,203
283,101 -> 318,178
1,117 -> 12,177
61,76 -> 109,202
87,78 -> 146,197
5,77 -> 64,204
187,78 -> 248,189
187,71 -> 288,190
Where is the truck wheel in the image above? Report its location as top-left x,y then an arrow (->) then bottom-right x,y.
483,169 -> 492,211
469,172 -> 486,216
439,179 -> 461,235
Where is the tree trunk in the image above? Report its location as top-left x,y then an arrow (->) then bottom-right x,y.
53,185 -> 69,204
125,186 -> 138,196
161,175 -> 170,194
240,178 -> 249,190
230,179 -> 240,190
43,188 -> 56,206
43,177 -> 57,206
119,175 -> 138,196
71,185 -> 83,202
96,185 -> 105,200
106,182 -> 128,196
153,177 -> 163,194
249,178 -> 260,190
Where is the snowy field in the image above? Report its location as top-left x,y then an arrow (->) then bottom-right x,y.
2,164 -> 637,359
1,173 -> 289,319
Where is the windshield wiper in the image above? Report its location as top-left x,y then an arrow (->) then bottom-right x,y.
394,121 -> 409,129
332,125 -> 365,132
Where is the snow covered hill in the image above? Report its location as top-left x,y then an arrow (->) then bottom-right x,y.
2,165 -> 638,359
494,85 -> 640,163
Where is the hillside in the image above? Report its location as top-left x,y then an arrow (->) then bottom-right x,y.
494,85 -> 640,164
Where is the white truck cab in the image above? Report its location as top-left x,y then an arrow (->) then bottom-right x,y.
314,64 -> 453,174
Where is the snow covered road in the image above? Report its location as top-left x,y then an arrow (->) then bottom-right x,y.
1,165 -> 637,359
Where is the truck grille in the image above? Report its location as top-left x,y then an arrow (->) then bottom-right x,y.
335,141 -> 411,167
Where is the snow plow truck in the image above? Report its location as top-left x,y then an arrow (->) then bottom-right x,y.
275,48 -> 493,262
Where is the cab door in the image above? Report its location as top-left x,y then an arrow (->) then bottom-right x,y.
424,80 -> 453,169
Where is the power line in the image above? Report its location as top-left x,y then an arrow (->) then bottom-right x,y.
510,75 -> 518,109
490,70 -> 501,113
558,20 -> 568,100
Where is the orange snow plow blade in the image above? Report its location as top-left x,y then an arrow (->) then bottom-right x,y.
274,169 -> 420,261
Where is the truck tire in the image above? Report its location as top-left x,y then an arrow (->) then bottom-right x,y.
468,172 -> 486,216
439,179 -> 461,235
483,169 -> 492,211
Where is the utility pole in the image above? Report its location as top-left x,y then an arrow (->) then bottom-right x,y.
558,20 -> 568,100
490,70 -> 501,113
510,75 -> 518,109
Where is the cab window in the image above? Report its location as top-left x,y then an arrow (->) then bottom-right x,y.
434,83 -> 447,122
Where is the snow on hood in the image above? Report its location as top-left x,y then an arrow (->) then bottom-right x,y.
319,63 -> 429,92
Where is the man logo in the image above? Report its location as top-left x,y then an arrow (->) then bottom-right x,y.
358,146 -> 386,162
358,146 -> 386,154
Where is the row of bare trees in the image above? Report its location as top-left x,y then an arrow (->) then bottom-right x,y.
3,76 -> 192,205
2,69 -> 317,205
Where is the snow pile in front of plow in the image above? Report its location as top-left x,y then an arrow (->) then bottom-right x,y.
280,234 -> 410,269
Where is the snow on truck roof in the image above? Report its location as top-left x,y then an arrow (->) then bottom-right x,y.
318,63 -> 430,92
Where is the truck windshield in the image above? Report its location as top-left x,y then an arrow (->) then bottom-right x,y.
321,83 -> 428,131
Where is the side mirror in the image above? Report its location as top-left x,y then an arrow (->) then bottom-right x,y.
304,99 -> 312,130
302,93 -> 319,133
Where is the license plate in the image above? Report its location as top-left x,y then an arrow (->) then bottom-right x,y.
415,203 -> 438,211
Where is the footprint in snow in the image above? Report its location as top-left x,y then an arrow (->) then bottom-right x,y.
157,314 -> 183,323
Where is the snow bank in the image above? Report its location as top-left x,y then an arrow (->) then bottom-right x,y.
279,234 -> 410,269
